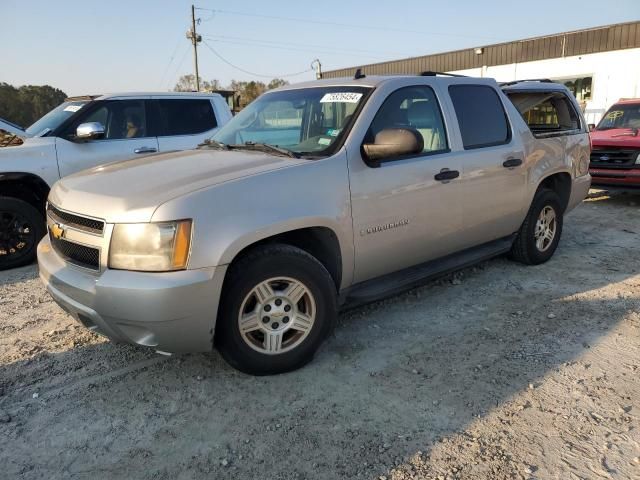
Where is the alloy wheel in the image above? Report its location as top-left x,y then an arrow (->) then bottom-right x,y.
534,205 -> 556,252
237,276 -> 316,355
0,210 -> 35,261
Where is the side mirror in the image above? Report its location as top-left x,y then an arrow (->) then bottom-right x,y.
362,128 -> 423,167
76,122 -> 105,140
588,123 -> 596,132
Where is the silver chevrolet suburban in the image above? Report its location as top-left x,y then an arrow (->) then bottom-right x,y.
37,73 -> 591,375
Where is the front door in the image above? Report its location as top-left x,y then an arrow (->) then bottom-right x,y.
348,85 -> 464,283
55,99 -> 159,177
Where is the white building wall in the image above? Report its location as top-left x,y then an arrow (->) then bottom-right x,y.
450,48 -> 640,124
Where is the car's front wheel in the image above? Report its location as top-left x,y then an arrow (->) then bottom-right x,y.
509,188 -> 563,265
216,244 -> 337,375
0,197 -> 45,271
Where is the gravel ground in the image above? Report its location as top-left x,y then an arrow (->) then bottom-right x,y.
1,189 -> 639,480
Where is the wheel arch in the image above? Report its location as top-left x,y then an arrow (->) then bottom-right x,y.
535,171 -> 572,213
0,172 -> 50,216
220,225 -> 345,293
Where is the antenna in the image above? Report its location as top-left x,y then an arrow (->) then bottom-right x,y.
354,68 -> 366,80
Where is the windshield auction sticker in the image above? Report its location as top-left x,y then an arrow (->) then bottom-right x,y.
63,105 -> 83,112
320,92 -> 363,103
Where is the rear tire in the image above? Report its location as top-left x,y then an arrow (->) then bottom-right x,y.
216,244 -> 337,375
0,197 -> 45,271
509,188 -> 563,265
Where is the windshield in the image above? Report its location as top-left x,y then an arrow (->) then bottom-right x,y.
596,104 -> 640,131
25,100 -> 89,137
211,86 -> 371,157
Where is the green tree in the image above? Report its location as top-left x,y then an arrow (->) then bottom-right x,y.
0,83 -> 67,128
267,78 -> 288,90
173,75 -> 222,92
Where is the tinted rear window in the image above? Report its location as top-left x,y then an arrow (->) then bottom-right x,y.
154,99 -> 217,136
449,85 -> 510,149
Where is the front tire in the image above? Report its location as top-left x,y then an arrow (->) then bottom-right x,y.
509,188 -> 563,265
216,244 -> 337,375
0,197 -> 45,271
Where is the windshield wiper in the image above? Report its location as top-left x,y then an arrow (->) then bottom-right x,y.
227,142 -> 300,158
198,138 -> 229,149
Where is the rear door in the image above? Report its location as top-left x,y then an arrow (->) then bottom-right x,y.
150,98 -> 219,152
55,99 -> 158,177
445,84 -> 527,248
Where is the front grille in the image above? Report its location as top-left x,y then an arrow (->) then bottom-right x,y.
590,148 -> 639,169
50,234 -> 100,270
47,204 -> 104,235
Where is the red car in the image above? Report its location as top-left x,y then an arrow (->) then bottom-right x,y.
589,99 -> 640,187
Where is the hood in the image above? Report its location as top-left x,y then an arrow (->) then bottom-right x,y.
590,128 -> 640,149
0,137 -> 59,184
50,148 -> 307,223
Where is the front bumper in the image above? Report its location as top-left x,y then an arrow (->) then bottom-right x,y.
589,168 -> 640,187
37,236 -> 227,353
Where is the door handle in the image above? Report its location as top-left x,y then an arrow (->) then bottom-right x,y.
503,158 -> 523,168
134,147 -> 157,154
434,169 -> 460,182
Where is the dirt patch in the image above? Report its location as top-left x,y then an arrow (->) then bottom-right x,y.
1,190 -> 639,479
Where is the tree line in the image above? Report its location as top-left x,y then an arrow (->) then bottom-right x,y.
0,82 -> 68,127
0,75 -> 288,129
173,75 -> 288,108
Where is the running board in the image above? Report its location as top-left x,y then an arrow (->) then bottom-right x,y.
341,235 -> 515,309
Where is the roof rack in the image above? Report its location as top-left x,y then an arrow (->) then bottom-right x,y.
420,71 -> 467,77
65,95 -> 101,102
499,78 -> 555,87
354,68 -> 366,80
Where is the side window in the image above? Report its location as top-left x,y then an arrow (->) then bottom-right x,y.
507,92 -> 580,135
71,100 -> 148,140
154,99 -> 217,136
82,106 -> 108,128
449,85 -> 510,149
368,86 -> 448,153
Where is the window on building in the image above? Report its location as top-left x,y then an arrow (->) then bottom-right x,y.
448,85 -> 510,149
559,76 -> 592,102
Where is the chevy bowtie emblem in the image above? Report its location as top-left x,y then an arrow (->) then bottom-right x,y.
50,223 -> 65,240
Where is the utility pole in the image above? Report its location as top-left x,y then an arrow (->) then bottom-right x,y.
186,5 -> 202,91
312,59 -> 322,80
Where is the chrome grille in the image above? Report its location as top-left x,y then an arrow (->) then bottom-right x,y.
589,148 -> 639,169
49,234 -> 100,271
47,204 -> 104,235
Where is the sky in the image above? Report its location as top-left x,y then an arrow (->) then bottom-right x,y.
2,0 -> 639,96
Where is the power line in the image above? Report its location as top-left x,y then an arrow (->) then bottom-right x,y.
201,40 -> 313,79
202,34 -> 406,58
159,36 -> 186,88
166,43 -> 191,89
202,36 -> 388,60
195,7 -> 505,41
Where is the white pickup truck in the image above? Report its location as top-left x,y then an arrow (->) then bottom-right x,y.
0,92 -> 232,269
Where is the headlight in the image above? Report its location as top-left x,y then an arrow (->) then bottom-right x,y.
109,220 -> 192,272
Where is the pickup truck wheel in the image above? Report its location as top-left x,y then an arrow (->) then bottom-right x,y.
509,189 -> 563,265
216,244 -> 337,375
0,197 -> 45,271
